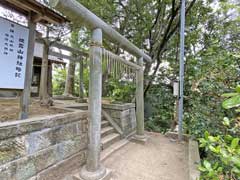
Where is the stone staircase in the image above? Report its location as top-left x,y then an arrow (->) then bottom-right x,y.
100,117 -> 129,161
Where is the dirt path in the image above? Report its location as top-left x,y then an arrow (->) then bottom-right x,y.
103,132 -> 188,180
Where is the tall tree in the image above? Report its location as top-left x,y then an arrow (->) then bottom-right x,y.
76,0 -> 197,94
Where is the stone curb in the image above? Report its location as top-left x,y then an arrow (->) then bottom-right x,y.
188,140 -> 200,180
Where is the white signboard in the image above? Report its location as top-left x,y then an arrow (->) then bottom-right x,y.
0,17 -> 29,89
173,81 -> 179,97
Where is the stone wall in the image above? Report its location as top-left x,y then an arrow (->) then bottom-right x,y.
102,103 -> 136,137
0,111 -> 88,180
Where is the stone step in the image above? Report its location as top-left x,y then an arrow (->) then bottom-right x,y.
101,120 -> 110,128
101,139 -> 129,162
101,126 -> 115,138
101,133 -> 120,150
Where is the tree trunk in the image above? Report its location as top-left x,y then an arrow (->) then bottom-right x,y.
47,62 -> 53,97
39,43 -> 53,106
64,60 -> 76,96
39,43 -> 49,100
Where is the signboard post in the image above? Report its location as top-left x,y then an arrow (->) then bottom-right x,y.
0,17 -> 29,89
19,15 -> 36,119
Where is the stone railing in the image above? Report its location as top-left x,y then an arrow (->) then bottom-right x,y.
0,111 -> 88,180
102,103 -> 136,137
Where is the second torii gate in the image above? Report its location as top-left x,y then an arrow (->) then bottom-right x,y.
37,38 -> 88,103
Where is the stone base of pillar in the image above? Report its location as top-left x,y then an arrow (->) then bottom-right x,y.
131,134 -> 148,144
40,97 -> 54,107
76,98 -> 87,103
63,93 -> 74,97
53,95 -> 77,100
78,165 -> 112,180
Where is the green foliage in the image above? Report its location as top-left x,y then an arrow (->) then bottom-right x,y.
52,64 -> 90,97
74,64 -> 90,97
184,0 -> 240,138
104,79 -> 135,103
199,129 -> 240,179
145,84 -> 175,133
52,65 -> 66,95
199,87 -> 240,180
222,85 -> 240,109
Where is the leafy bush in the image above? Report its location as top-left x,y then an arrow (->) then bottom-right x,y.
199,131 -> 240,179
199,86 -> 240,180
105,79 -> 136,103
52,66 -> 66,95
145,84 -> 175,133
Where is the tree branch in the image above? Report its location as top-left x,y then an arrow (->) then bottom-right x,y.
144,0 -> 197,96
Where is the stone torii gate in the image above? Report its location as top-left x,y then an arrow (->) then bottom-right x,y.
50,0 -> 152,179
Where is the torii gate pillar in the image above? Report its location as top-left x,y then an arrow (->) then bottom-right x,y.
79,28 -> 111,180
133,56 -> 147,143
19,15 -> 36,119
